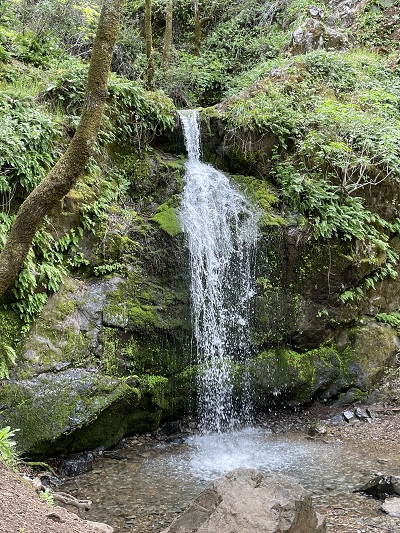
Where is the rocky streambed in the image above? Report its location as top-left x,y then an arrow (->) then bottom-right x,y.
52,404 -> 400,533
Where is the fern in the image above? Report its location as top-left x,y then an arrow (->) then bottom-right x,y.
0,345 -> 16,379
0,426 -> 19,468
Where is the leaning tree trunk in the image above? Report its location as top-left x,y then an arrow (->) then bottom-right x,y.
162,0 -> 173,70
0,0 -> 124,299
145,0 -> 154,88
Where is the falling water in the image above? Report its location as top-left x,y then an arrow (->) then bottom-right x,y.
179,109 -> 259,433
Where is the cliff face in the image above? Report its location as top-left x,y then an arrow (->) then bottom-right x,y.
2,0 -> 400,457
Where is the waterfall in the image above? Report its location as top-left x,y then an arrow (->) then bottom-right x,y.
179,109 -> 259,434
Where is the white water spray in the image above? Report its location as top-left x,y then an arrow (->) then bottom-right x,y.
179,109 -> 259,433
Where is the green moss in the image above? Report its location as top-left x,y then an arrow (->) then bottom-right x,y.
0,309 -> 22,349
233,175 -> 285,227
252,347 -> 316,402
127,304 -> 162,330
152,206 -> 181,237
0,371 -> 136,457
251,344 -> 354,405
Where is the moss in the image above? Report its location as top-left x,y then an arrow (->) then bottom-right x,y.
232,175 -> 286,227
0,308 -> 23,351
127,304 -> 162,330
0,370 -> 135,457
250,344 -> 355,405
252,347 -> 316,403
152,206 -> 181,237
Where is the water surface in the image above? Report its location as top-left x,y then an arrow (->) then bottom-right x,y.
60,426 -> 400,532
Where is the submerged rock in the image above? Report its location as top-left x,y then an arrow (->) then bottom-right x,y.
161,468 -> 326,533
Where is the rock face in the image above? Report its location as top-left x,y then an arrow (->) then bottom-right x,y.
161,468 -> 326,533
0,153 -> 192,458
291,11 -> 347,55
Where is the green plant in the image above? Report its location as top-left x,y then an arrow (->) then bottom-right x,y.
39,488 -> 55,506
376,310 -> 400,329
45,64 -> 176,147
0,426 -> 19,468
0,94 -> 61,195
0,345 -> 16,379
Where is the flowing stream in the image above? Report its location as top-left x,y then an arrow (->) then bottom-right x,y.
178,109 -> 259,433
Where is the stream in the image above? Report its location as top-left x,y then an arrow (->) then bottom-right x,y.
59,424 -> 400,532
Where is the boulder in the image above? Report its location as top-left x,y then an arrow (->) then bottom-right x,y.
161,468 -> 326,533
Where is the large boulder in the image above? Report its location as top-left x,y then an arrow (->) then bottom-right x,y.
0,269 -> 191,458
162,468 -> 325,533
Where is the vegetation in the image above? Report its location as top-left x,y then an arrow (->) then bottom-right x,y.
0,426 -> 19,468
1,0 -> 400,456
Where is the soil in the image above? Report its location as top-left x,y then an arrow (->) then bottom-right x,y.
0,461 -> 111,533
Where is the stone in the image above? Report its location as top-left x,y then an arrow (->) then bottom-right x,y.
342,410 -> 355,422
58,452 -> 94,477
354,406 -> 371,422
161,468 -> 326,533
85,520 -> 114,532
291,17 -> 347,55
309,422 -> 328,436
382,497 -> 400,518
355,475 -> 400,499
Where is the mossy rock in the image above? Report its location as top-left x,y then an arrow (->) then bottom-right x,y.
152,206 -> 181,237
0,369 -> 137,457
340,320 -> 400,390
250,345 -> 351,406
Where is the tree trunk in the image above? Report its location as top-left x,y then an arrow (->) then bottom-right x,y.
193,0 -> 201,57
145,0 -> 154,88
162,0 -> 173,70
193,0 -> 217,57
0,0 -> 124,300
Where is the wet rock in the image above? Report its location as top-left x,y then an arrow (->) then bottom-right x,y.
382,497 -> 400,518
342,410 -> 355,422
59,452 -> 94,477
161,468 -> 326,533
355,475 -> 400,499
354,406 -> 371,422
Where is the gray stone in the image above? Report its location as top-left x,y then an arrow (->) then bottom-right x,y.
354,406 -> 371,421
291,17 -> 347,55
342,410 -> 355,422
382,497 -> 400,518
85,521 -> 114,533
161,468 -> 326,533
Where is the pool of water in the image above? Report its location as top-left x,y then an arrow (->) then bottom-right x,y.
59,427 -> 400,532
